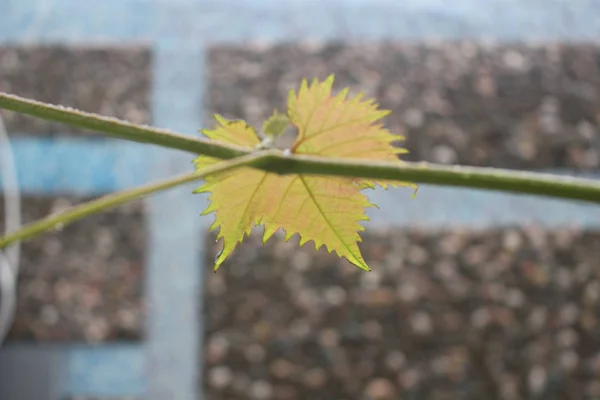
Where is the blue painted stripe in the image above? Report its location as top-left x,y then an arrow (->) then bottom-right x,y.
366,177 -> 600,229
66,344 -> 145,397
144,42 -> 205,400
2,0 -> 600,42
1,138 -> 152,194
3,138 -> 599,227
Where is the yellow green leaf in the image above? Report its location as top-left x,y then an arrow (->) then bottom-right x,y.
288,75 -> 416,191
195,75 -> 415,271
259,175 -> 375,271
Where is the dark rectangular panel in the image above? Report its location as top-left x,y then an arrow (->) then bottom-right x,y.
0,45 -> 152,136
0,196 -> 146,342
202,228 -> 600,399
207,42 -> 600,170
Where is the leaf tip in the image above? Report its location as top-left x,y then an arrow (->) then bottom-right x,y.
411,184 -> 419,199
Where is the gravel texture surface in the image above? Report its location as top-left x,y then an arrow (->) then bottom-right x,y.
202,42 -> 600,399
0,45 -> 152,136
208,41 -> 600,170
203,227 -> 600,400
0,196 -> 146,342
0,44 -> 152,342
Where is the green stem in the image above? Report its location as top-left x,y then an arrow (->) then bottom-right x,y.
0,152 -> 267,249
257,153 -> 600,204
2,149 -> 600,249
1,92 -> 600,206
0,92 -> 248,159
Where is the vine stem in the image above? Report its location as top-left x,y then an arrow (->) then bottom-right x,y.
0,92 -> 248,159
0,152 -> 268,249
1,91 -> 600,248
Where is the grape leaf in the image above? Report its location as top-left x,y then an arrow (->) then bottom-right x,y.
194,75 -> 414,271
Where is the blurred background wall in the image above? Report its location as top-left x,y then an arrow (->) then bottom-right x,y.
1,1 -> 600,399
